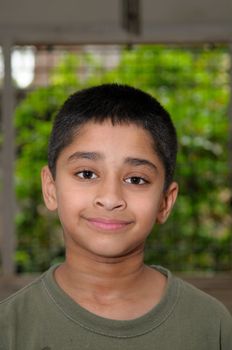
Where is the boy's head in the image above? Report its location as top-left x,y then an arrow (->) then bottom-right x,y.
48,84 -> 177,190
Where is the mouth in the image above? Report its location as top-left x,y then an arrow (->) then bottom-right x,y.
84,217 -> 134,231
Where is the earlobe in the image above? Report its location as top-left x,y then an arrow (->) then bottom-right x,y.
156,182 -> 179,224
41,166 -> 57,211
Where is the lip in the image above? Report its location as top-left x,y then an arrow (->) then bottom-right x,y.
84,217 -> 133,231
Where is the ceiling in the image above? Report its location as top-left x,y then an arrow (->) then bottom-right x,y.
0,0 -> 232,44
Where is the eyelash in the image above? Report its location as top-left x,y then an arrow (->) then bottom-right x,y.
124,177 -> 148,185
75,170 -> 149,185
75,170 -> 98,180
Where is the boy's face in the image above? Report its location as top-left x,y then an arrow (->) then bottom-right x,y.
42,121 -> 178,261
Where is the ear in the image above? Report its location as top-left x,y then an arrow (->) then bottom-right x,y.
41,166 -> 58,211
156,182 -> 178,224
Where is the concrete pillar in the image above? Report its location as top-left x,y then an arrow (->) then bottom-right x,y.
0,40 -> 16,275
229,44 -> 232,272
229,45 -> 232,193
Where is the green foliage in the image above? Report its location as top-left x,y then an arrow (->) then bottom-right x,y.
15,86 -> 67,272
14,46 -> 232,272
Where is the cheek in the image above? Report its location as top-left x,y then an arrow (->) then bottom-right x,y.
56,187 -> 88,219
129,193 -> 160,225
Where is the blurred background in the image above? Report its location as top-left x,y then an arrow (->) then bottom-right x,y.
0,0 -> 232,310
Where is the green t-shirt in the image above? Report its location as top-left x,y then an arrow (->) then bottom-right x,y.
0,265 -> 231,350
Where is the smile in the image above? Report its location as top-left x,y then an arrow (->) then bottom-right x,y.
84,217 -> 133,231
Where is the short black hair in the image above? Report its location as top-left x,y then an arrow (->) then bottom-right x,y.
48,84 -> 177,190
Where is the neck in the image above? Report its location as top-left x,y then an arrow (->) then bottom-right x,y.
55,246 -> 147,299
54,246 -> 167,320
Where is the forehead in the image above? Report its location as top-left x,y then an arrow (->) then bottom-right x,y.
68,120 -> 156,154
56,121 -> 164,174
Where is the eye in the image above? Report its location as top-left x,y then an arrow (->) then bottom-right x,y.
75,170 -> 97,180
125,176 -> 148,185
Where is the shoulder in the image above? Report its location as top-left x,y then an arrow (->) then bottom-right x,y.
176,276 -> 232,328
179,277 -> 230,314
178,278 -> 232,347
0,273 -> 46,319
0,274 -> 45,347
153,265 -> 231,318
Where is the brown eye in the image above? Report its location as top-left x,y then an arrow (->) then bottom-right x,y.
76,170 -> 97,180
125,176 -> 148,185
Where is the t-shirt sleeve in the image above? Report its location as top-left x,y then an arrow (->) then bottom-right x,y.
220,305 -> 232,349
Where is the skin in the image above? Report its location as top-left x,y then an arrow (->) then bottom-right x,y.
41,120 -> 178,320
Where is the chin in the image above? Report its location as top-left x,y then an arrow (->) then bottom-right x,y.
88,244 -> 141,262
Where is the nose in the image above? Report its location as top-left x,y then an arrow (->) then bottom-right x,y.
93,178 -> 126,211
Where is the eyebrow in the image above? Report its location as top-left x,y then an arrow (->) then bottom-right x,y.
124,157 -> 157,172
67,152 -> 157,172
67,152 -> 104,162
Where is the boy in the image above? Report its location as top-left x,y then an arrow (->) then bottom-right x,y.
0,84 -> 231,349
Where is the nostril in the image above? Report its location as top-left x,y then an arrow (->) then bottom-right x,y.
94,197 -> 126,211
95,200 -> 104,208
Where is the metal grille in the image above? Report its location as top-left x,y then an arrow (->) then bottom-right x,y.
2,44 -> 231,272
